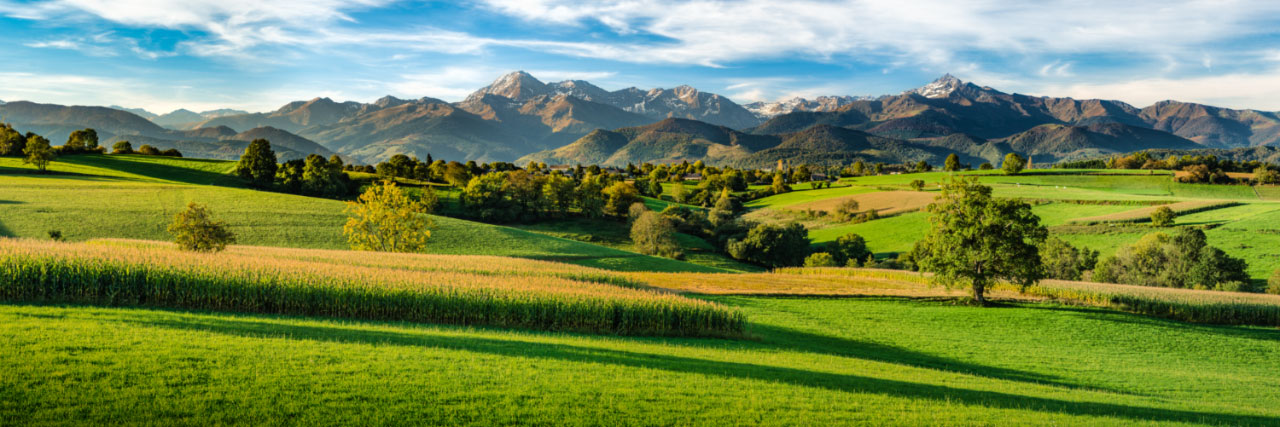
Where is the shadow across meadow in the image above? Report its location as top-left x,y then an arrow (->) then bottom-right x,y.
78,307 -> 1280,426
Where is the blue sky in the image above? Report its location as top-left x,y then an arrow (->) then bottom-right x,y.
3,0 -> 1280,113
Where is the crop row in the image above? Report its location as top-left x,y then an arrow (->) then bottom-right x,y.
0,239 -> 744,337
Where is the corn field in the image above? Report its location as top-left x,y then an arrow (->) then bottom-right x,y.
1013,279 -> 1280,327
0,239 -> 744,337
638,266 -> 1280,327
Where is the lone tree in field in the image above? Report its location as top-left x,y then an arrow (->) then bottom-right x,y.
1151,206 -> 1175,227
235,139 -> 278,188
23,134 -> 55,173
911,177 -> 1047,304
1001,153 -> 1026,175
168,202 -> 236,252
343,181 -> 434,253
631,210 -> 683,259
944,153 -> 960,172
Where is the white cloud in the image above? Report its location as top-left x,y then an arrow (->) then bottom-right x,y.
0,72 -> 294,113
388,66 -> 505,101
477,0 -> 1280,70
23,32 -> 173,59
1037,70 -> 1280,110
1038,60 -> 1074,77
525,70 -> 617,82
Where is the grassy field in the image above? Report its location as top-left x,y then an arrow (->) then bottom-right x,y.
0,155 -> 717,273
5,297 -> 1280,425
11,158 -> 1280,424
733,169 -> 1280,280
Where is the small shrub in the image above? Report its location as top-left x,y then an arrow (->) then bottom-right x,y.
1151,206 -> 1175,227
1268,270 -> 1280,295
909,180 -> 925,191
803,252 -> 838,267
47,230 -> 64,242
833,199 -> 860,222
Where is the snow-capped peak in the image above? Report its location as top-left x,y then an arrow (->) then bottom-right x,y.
744,95 -> 873,118
906,74 -> 965,98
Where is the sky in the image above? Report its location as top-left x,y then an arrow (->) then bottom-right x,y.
3,0 -> 1280,114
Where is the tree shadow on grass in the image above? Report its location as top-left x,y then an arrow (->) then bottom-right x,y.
56,155 -> 246,187
79,308 -> 1280,426
1016,303 -> 1280,344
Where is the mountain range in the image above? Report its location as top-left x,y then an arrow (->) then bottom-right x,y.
3,72 -> 1279,167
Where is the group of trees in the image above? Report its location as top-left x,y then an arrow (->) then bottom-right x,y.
235,139 -> 352,198
109,141 -> 182,157
1,124 -> 185,174
1058,151 -> 1280,185
1,123 -> 55,173
1093,228 -> 1251,292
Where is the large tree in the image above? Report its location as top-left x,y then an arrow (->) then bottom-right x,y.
65,128 -> 98,150
235,139 -> 278,188
707,188 -> 735,228
911,177 -> 1047,304
343,181 -> 434,253
23,134 -> 55,173
602,181 -> 641,218
944,153 -> 961,172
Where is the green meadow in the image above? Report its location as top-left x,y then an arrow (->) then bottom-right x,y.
7,155 -> 1280,425
4,298 -> 1280,425
0,156 -> 713,273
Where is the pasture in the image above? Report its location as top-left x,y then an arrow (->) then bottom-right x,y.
8,156 -> 1280,424
5,294 -> 1280,425
0,156 -> 718,273
732,169 -> 1280,281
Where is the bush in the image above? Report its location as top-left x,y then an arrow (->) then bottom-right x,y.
47,230 -> 64,242
1150,206 -> 1175,227
803,252 -> 838,267
726,223 -> 810,268
111,141 -> 133,154
979,162 -> 993,170
1093,229 -> 1250,291
825,233 -> 871,267
909,180 -> 925,191
167,202 -> 236,252
1040,237 -> 1097,281
1268,270 -> 1280,295
832,198 -> 860,222
137,144 -> 161,156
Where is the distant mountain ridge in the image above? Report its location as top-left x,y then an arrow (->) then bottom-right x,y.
9,71 -> 1280,167
0,101 -> 327,161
